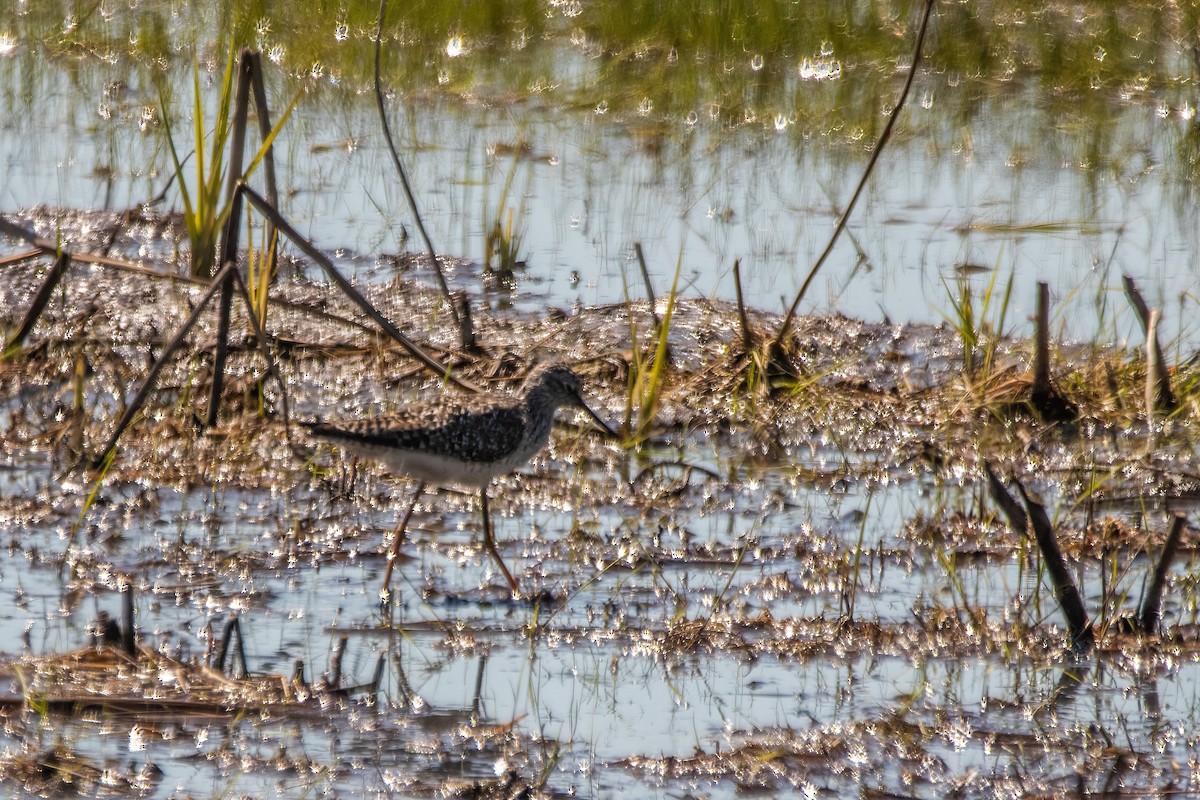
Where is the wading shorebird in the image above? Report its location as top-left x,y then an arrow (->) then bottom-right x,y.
303,361 -> 614,599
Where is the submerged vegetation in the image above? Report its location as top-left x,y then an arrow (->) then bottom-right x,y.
4,1 -> 1200,178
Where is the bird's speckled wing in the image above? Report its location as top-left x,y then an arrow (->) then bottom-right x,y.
306,400 -> 527,464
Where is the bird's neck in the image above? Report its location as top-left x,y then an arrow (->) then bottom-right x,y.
520,387 -> 559,443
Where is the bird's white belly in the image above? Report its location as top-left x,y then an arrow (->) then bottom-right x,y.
346,442 -> 513,489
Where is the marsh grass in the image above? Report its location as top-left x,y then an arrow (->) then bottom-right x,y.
484,207 -> 524,282
482,153 -> 529,282
63,447 -> 117,559
160,55 -> 237,277
622,252 -> 681,446
1170,361 -> 1200,417
841,490 -> 872,620
64,348 -> 86,459
159,52 -> 296,278
14,1 -> 1198,128
245,214 -> 280,331
935,277 -> 1195,426
942,267 -> 1014,389
956,220 -> 1103,236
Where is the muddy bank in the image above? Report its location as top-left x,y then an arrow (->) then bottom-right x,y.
1,208 -> 1199,798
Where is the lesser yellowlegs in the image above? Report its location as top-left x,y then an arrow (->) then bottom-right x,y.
304,361 -> 614,598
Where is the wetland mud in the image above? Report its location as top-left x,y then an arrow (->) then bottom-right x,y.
1,209 -> 1200,797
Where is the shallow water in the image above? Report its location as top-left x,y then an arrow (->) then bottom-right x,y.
3,3 -> 1200,345
1,246 -> 1200,796
5,3 -> 1200,797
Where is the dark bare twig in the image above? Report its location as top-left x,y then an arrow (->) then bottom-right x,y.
209,49 -> 271,427
1032,282 -> 1051,395
3,249 -> 70,355
455,290 -> 482,353
0,247 -> 43,268
221,50 -> 254,214
983,461 -> 1027,534
216,615 -> 250,679
1101,752 -> 1136,799
374,0 -> 462,331
1124,275 -> 1176,413
328,634 -> 348,689
206,69 -> 249,427
633,241 -> 673,364
228,265 -> 293,433
985,462 -> 1093,650
238,182 -> 477,392
1015,481 -> 1093,650
634,242 -> 662,330
1123,273 -> 1152,329
732,259 -> 753,354
1030,282 -> 1077,421
470,655 -> 488,720
370,654 -> 385,695
1140,513 -> 1188,635
772,0 -> 935,354
93,259 -> 239,467
246,50 -> 280,266
120,586 -> 136,657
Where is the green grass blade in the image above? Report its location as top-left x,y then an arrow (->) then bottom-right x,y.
240,90 -> 301,182
636,250 -> 681,436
